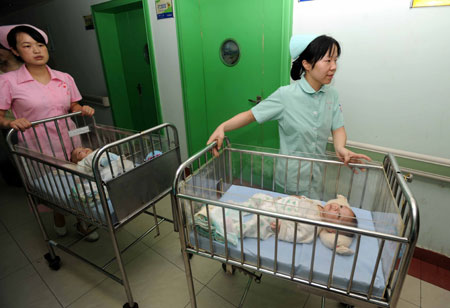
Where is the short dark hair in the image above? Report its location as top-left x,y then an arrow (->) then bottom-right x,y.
7,25 -> 47,51
290,35 -> 341,81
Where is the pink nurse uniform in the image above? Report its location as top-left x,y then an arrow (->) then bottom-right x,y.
0,65 -> 82,160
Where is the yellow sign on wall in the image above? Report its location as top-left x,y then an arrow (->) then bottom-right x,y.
411,0 -> 450,7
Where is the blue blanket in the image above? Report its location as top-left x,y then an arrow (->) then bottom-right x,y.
190,185 -> 388,298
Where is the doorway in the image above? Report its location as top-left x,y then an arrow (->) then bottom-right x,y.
92,0 -> 161,131
175,0 -> 293,155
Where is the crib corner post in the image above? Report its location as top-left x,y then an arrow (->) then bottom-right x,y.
178,220 -> 197,307
173,191 -> 197,307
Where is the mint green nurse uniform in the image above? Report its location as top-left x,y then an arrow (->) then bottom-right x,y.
251,76 -> 344,198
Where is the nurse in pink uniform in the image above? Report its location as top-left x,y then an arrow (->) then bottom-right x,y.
0,25 -> 94,159
0,25 -> 97,240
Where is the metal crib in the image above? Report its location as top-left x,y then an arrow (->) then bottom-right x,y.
173,140 -> 419,308
6,112 -> 181,308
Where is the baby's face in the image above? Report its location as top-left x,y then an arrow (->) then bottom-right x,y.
321,202 -> 355,226
72,147 -> 93,163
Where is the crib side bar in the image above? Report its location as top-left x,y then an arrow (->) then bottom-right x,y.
239,211 -> 244,265
346,234 -> 361,294
290,223 -> 298,279
320,164 -> 327,200
54,119 -> 69,161
308,226 -> 318,283
296,160 -> 302,195
256,214 -> 261,269
367,239 -> 385,299
383,153 -> 420,308
273,218 -> 279,273
327,231 -> 340,288
222,207 -> 230,262
260,154 -> 264,189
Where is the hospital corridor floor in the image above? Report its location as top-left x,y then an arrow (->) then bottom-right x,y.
0,177 -> 448,308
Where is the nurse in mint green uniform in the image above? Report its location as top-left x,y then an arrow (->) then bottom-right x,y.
207,34 -> 370,197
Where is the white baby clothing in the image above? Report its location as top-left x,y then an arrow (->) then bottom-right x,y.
238,193 -> 323,243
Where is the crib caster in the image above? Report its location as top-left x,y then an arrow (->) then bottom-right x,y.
123,303 -> 138,308
222,263 -> 236,275
44,253 -> 61,271
182,249 -> 193,259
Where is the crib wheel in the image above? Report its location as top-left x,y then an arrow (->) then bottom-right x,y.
44,253 -> 61,271
222,263 -> 236,275
182,249 -> 193,259
123,303 -> 138,308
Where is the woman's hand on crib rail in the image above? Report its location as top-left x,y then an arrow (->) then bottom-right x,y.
70,102 -> 95,117
0,111 -> 31,131
207,124 -> 225,157
207,110 -> 256,157
9,117 -> 32,132
335,147 -> 371,174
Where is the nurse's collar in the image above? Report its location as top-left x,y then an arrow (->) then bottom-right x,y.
298,75 -> 328,94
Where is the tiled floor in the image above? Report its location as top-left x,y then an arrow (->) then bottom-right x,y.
0,178 -> 449,308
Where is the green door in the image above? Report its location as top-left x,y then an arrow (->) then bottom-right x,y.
176,0 -> 292,155
116,8 -> 158,131
92,0 -> 160,131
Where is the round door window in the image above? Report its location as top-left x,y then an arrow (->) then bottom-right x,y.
220,39 -> 240,66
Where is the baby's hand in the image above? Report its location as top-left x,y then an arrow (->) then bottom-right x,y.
270,221 -> 281,233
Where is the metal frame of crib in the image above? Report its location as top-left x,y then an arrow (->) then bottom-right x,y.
173,139 -> 419,308
7,112 -> 182,308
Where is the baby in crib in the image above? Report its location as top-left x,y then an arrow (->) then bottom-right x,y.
71,146 -> 133,180
240,194 -> 357,255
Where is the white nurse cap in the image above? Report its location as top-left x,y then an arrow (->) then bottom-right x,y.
289,34 -> 319,59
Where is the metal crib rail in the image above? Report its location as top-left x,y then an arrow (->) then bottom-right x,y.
174,141 -> 420,308
382,154 -> 420,308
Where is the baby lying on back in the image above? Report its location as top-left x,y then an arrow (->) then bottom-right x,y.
71,147 -> 134,181
237,194 -> 357,255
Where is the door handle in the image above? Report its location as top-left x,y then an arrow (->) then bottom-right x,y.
137,83 -> 142,96
248,95 -> 262,104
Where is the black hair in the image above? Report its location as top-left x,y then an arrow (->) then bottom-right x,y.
7,25 -> 47,51
290,35 -> 341,81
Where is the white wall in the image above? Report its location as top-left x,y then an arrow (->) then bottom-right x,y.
293,0 -> 450,256
145,0 -> 188,160
293,0 -> 450,160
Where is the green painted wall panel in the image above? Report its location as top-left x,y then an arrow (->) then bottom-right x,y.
174,0 -> 208,155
